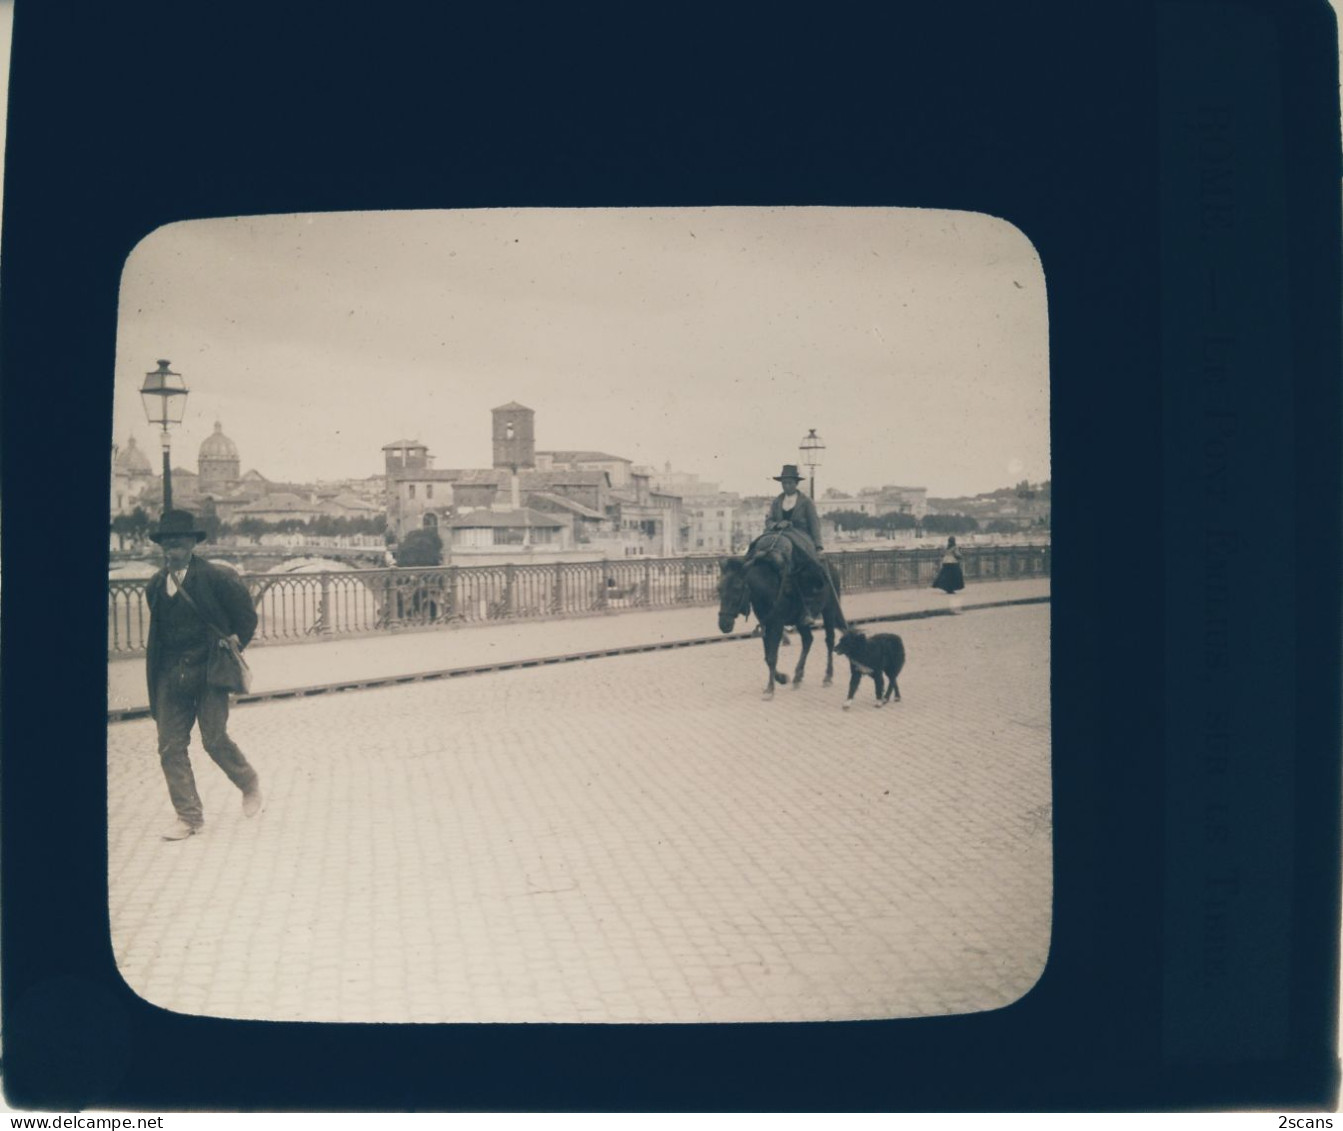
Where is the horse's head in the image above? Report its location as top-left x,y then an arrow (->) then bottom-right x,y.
716,557 -> 752,633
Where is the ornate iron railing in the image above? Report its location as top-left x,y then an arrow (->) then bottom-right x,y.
107,544 -> 1051,656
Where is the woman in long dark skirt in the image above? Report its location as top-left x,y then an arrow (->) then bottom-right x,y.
931,536 -> 965,594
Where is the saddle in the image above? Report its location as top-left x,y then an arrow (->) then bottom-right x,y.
745,530 -> 795,576
745,529 -> 825,603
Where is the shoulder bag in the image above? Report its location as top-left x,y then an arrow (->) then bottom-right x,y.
173,580 -> 254,694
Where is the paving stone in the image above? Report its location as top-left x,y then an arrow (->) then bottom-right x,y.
109,598 -> 1050,1024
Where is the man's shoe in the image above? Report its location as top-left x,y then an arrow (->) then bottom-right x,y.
242,786 -> 264,818
162,819 -> 200,841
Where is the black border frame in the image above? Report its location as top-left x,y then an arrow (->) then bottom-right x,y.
2,0 -> 1339,1112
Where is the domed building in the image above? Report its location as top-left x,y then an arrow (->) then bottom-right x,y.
198,420 -> 241,495
111,435 -> 157,515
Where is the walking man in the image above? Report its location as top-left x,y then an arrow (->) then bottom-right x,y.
145,509 -> 263,841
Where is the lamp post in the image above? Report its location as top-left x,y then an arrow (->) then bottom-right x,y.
139,359 -> 189,512
798,427 -> 825,500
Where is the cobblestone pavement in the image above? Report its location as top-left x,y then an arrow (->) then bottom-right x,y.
107,603 -> 1051,1025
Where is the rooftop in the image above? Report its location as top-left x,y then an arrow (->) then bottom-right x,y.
391,468 -> 494,483
233,492 -> 318,513
325,493 -> 383,512
528,492 -> 606,520
449,507 -> 564,529
539,450 -> 630,464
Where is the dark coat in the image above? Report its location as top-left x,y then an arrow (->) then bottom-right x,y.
765,491 -> 824,551
145,556 -> 258,719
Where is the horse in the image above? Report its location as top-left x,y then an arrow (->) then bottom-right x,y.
716,546 -> 848,699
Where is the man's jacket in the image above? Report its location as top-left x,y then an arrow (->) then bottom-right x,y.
145,556 -> 258,718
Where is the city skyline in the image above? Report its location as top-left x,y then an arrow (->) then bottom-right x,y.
112,207 -> 1049,500
113,415 -> 1047,504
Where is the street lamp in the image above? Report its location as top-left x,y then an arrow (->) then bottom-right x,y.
798,427 -> 825,499
139,359 -> 189,512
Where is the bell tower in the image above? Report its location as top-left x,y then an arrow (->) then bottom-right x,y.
491,402 -> 535,470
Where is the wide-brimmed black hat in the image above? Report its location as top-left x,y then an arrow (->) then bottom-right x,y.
149,509 -> 207,543
772,464 -> 803,482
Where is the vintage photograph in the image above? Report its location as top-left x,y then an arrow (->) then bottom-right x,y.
106,206 -> 1052,1024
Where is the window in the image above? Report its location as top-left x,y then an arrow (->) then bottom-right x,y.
422,513 -> 437,528
408,484 -> 416,499
426,484 -> 434,499
494,527 -> 525,545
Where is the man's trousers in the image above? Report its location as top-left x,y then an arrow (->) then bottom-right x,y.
154,658 -> 258,829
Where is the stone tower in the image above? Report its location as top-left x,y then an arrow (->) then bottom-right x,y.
491,402 -> 535,470
382,439 -> 430,477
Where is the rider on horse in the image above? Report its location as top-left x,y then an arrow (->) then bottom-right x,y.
749,463 -> 831,627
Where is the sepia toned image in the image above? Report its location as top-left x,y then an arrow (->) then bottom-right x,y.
106,206 -> 1051,1024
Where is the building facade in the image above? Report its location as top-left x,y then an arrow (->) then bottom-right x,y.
198,421 -> 242,495
860,485 -> 929,519
683,492 -> 740,553
383,403 -> 693,558
111,436 -> 157,515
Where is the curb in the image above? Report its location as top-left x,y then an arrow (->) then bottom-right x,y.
107,595 -> 1049,723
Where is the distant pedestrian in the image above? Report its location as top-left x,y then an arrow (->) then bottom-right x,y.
145,509 -> 263,841
931,535 -> 966,595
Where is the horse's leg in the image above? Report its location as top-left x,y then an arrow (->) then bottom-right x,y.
873,670 -> 887,708
887,665 -> 901,703
762,622 -> 786,698
791,623 -> 814,686
822,618 -> 836,686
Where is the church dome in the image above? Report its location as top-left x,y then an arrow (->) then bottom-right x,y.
115,435 -> 153,475
199,421 -> 239,461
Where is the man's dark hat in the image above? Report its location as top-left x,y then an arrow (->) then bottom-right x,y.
149,509 -> 207,543
773,464 -> 803,482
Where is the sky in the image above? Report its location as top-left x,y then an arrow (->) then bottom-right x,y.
112,207 -> 1049,500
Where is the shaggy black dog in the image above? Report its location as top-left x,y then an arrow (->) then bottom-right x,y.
835,629 -> 906,709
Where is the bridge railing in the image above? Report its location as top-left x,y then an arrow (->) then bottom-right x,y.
107,544 -> 1051,657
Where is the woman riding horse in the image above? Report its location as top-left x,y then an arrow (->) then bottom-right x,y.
757,463 -> 830,626
717,550 -> 847,698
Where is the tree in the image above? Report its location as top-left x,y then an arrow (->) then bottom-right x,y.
875,511 -> 917,531
923,513 -> 980,535
827,509 -> 874,532
232,517 -> 266,543
110,513 -> 135,550
393,528 -> 443,566
123,507 -> 151,545
197,499 -> 223,542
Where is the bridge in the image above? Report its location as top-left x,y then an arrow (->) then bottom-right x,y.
112,542 -> 389,572
109,542 -> 1052,657
107,580 -> 1051,1027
